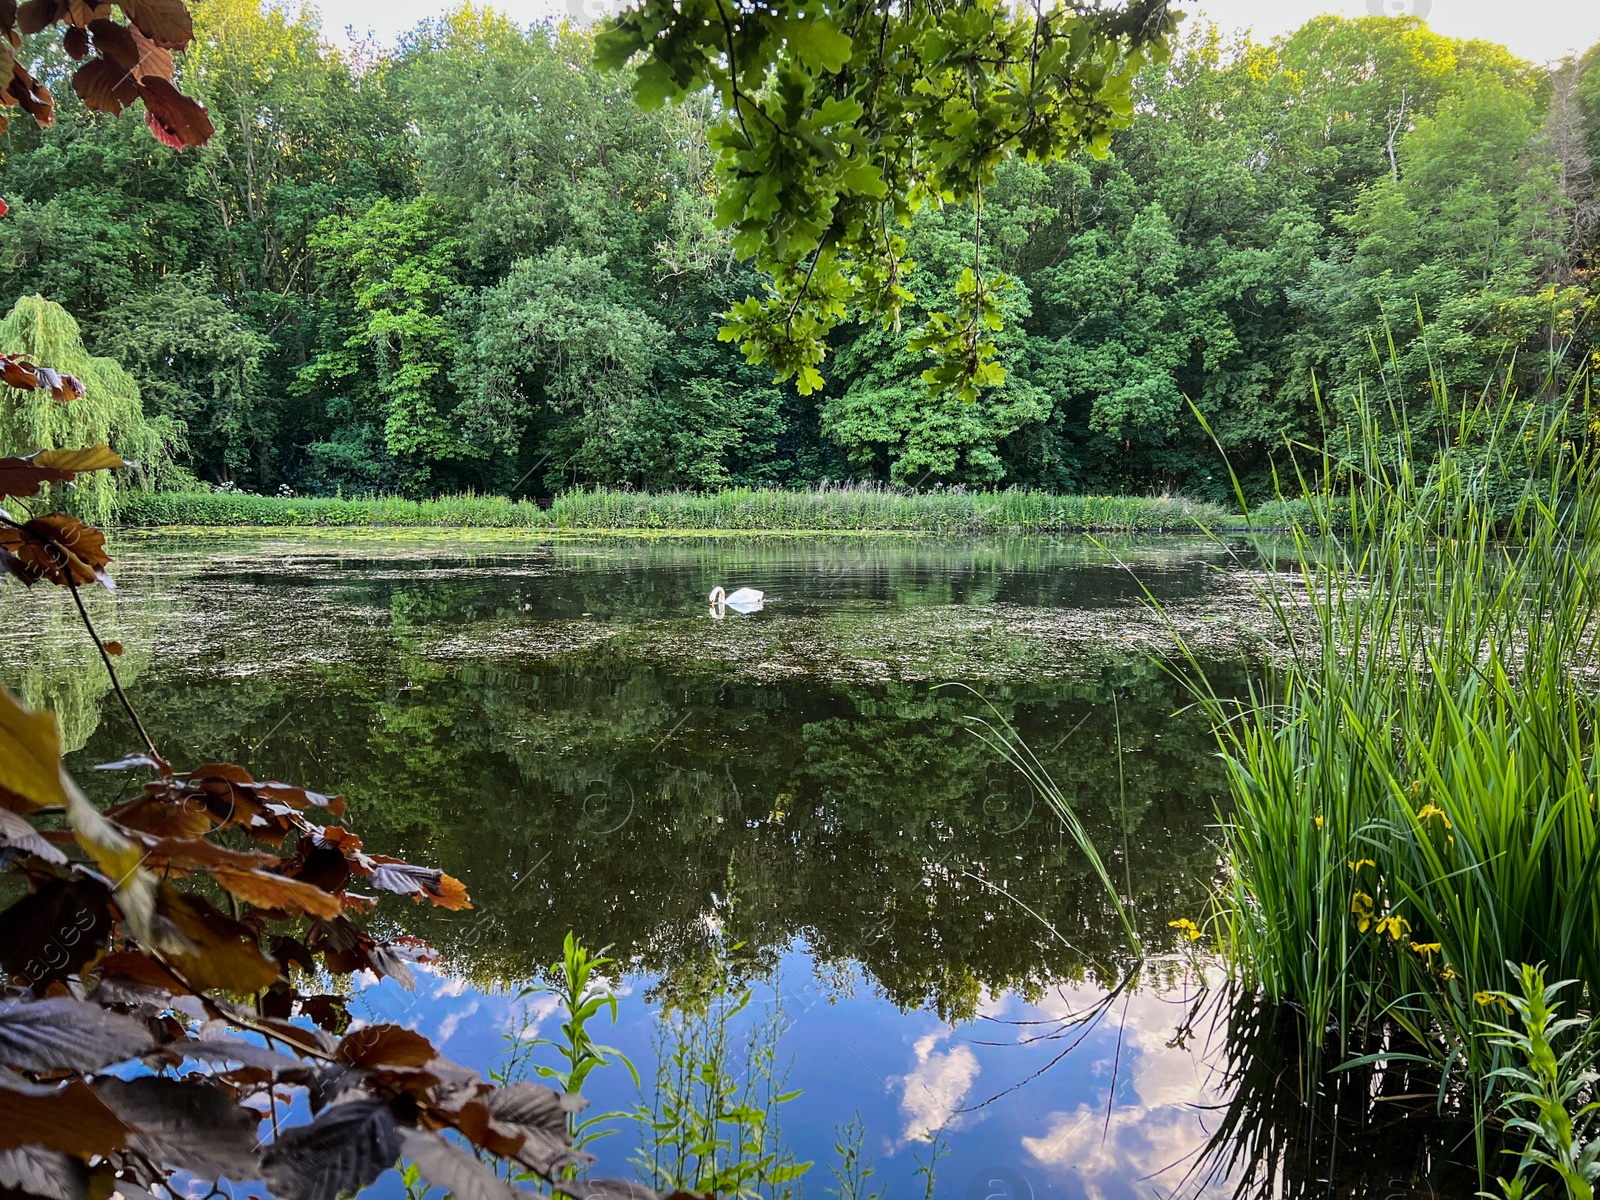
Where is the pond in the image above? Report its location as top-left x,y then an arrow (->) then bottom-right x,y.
0,531 -> 1477,1199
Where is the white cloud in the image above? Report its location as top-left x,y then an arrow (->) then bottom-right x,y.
435,999 -> 481,1045
896,1028 -> 982,1145
1019,983 -> 1233,1200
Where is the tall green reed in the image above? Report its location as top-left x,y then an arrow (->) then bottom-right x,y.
1176,365 -> 1600,1108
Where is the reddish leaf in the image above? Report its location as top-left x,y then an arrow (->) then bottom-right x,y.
0,1080 -> 126,1157
139,76 -> 210,148
71,56 -> 136,113
15,0 -> 63,34
298,993 -> 351,1035
0,357 -> 36,390
0,456 -> 72,499
0,513 -> 112,589
103,640 -> 122,655
62,23 -> 89,57
113,0 -> 190,46
155,886 -> 280,994
308,916 -> 415,990
0,878 -> 115,991
335,1023 -> 435,1068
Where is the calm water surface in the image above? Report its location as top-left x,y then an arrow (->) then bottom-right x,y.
0,532 -> 1475,1199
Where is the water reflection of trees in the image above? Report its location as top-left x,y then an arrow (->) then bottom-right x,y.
69,635 -> 1236,1018
1187,988 -> 1483,1200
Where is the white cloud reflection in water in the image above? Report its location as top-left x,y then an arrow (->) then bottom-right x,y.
1018,974 -> 1234,1200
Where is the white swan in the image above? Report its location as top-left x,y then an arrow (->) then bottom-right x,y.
708,585 -> 764,617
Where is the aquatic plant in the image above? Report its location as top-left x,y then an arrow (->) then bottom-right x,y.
501,932 -> 638,1158
1175,360 -> 1600,1115
633,946 -> 810,1199
1483,965 -> 1600,1200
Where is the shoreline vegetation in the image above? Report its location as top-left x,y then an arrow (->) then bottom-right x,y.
113,486 -> 1241,533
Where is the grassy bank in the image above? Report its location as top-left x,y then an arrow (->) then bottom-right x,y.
114,486 -> 1237,533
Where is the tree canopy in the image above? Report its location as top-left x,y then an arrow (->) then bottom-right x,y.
0,6 -> 1591,498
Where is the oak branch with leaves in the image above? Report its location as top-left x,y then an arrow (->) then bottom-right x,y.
596,0 -> 1177,401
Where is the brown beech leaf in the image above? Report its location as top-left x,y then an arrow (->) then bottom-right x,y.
485,1082 -> 587,1176
0,513 -> 112,589
0,356 -> 37,390
106,791 -> 210,838
298,993 -> 351,1035
30,367 -> 81,401
139,75 -> 209,148
209,865 -> 341,920
15,0 -> 64,35
0,682 -> 69,811
0,806 -> 64,863
259,1098 -> 401,1200
61,22 -> 89,57
103,640 -> 122,655
0,1146 -> 89,1200
95,948 -> 183,992
88,17 -> 170,80
0,457 -> 72,499
0,1079 -> 126,1157
71,57 -> 137,113
0,443 -> 124,500
0,878 -> 115,991
0,996 -> 151,1072
309,915 -> 415,990
399,1128 -> 520,1200
113,0 -> 190,46
94,1076 -> 260,1182
156,886 -> 280,994
366,859 -> 472,910
335,1023 -> 435,1069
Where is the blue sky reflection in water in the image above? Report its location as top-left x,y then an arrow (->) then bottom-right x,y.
0,533 -> 1475,1197
342,949 -> 1228,1200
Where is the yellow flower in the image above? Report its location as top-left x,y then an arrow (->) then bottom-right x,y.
1348,859 -> 1375,872
1474,990 -> 1509,1011
1314,814 -> 1324,828
1376,914 -> 1412,942
1417,803 -> 1452,830
1168,918 -> 1203,943
1409,941 -> 1441,965
1350,891 -> 1375,933
1441,965 -> 1458,981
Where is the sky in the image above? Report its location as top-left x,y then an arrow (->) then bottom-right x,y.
312,0 -> 1599,65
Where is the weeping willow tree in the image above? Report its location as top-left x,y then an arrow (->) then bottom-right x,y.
0,295 -> 184,522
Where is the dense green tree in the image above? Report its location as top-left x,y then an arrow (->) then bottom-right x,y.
0,5 -> 1591,499
95,272 -> 270,481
